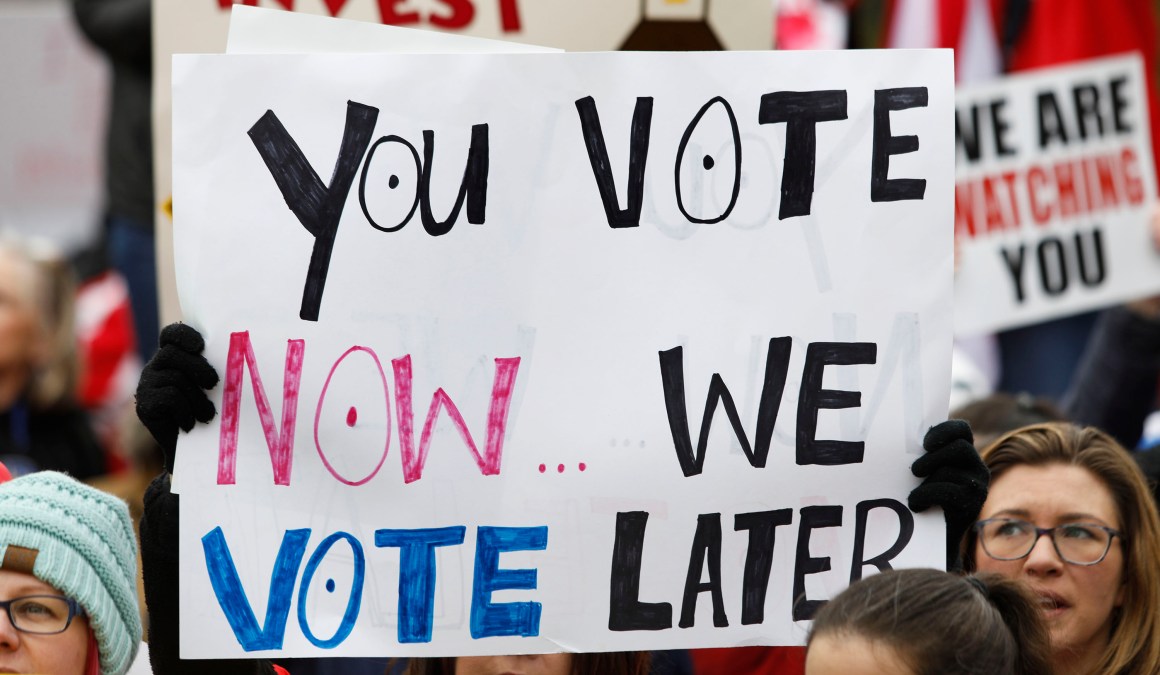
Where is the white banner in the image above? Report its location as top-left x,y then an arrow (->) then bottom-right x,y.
173,49 -> 954,658
954,55 -> 1160,335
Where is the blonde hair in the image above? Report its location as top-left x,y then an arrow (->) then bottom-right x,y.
0,236 -> 78,409
971,422 -> 1160,675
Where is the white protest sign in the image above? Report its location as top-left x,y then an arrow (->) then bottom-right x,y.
954,55 -> 1160,336
173,49 -> 954,658
153,0 -> 775,329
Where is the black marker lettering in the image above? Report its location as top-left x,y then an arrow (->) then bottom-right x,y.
871,87 -> 928,202
735,509 -> 793,625
576,96 -> 653,229
359,135 -> 421,233
678,513 -> 728,628
759,90 -> 848,219
792,505 -> 842,621
248,101 -> 379,321
609,512 -> 672,631
659,338 -> 792,477
675,97 -> 741,224
796,342 -> 876,466
849,499 -> 914,582
419,124 -> 490,236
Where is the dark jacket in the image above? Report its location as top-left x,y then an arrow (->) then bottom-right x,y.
0,402 -> 105,479
1063,306 -> 1160,449
72,0 -> 155,228
141,473 -> 280,675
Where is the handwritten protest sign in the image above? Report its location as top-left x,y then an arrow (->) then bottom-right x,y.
172,49 -> 954,657
153,0 -> 774,328
954,55 -> 1160,335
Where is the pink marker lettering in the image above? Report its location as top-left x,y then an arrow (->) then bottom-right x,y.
313,346 -> 392,486
392,356 -> 520,483
217,332 -> 305,486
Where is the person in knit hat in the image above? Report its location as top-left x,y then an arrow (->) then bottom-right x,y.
0,470 -> 141,675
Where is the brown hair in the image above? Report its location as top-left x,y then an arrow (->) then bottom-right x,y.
951,392 -> 1066,449
970,422 -> 1160,674
809,569 -> 1052,675
0,237 -> 78,410
399,652 -> 650,675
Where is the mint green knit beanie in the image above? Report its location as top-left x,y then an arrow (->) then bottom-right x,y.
0,471 -> 141,675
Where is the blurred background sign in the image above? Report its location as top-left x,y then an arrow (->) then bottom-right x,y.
0,0 -> 107,254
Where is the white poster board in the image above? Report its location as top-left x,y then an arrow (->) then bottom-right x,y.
173,49 -> 954,658
153,0 -> 775,329
954,55 -> 1160,335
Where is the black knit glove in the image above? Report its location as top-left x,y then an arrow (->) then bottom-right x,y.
908,420 -> 989,572
135,323 -> 219,473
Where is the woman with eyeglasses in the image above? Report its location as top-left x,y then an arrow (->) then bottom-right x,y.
0,470 -> 142,675
968,422 -> 1160,675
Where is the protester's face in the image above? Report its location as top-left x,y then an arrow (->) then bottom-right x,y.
974,463 -> 1125,663
455,654 -> 572,675
0,570 -> 89,675
805,634 -> 914,675
0,252 -> 41,374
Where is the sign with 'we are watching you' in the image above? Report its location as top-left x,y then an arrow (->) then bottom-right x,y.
172,46 -> 955,658
954,54 -> 1160,335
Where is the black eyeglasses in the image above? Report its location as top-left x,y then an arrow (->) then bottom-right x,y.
974,517 -> 1124,566
0,595 -> 85,634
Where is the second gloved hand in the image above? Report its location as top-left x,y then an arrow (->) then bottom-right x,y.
135,323 -> 219,473
908,420 -> 990,571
